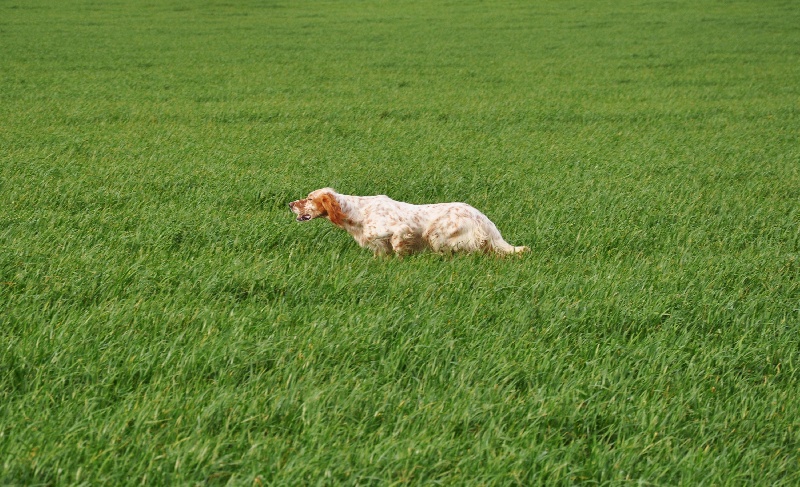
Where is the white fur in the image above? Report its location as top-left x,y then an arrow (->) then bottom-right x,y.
289,188 -> 528,256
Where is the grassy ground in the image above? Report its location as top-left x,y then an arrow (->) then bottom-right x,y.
2,0 -> 799,484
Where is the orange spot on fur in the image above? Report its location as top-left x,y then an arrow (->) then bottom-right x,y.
319,193 -> 346,227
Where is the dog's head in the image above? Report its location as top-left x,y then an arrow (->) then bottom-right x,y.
288,188 -> 344,224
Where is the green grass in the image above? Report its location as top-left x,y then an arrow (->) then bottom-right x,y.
2,0 -> 799,484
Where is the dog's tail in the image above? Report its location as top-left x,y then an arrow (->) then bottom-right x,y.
490,237 -> 529,255
501,244 -> 530,255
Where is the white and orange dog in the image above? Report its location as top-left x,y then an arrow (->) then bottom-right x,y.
289,188 -> 528,256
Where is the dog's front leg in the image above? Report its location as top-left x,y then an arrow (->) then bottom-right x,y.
368,237 -> 393,257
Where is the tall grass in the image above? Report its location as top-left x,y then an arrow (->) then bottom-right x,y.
2,0 -> 799,484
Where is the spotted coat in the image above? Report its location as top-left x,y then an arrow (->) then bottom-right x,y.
289,188 -> 528,256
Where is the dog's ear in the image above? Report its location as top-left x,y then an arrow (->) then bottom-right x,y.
318,192 -> 346,226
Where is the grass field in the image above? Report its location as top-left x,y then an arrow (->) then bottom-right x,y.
2,0 -> 799,484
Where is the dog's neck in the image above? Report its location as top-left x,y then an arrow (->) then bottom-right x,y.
331,193 -> 390,249
328,193 -> 363,230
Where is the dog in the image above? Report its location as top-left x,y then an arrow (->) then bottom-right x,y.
289,188 -> 528,256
